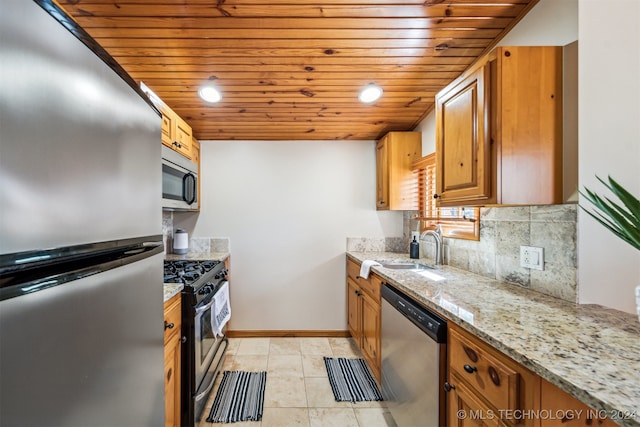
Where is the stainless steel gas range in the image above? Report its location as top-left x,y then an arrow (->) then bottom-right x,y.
164,259 -> 229,426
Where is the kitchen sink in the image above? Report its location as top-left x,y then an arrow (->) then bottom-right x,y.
376,261 -> 434,270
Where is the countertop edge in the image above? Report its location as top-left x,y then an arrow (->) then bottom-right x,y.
163,283 -> 183,303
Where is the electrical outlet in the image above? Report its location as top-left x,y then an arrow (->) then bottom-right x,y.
520,246 -> 544,270
411,231 -> 420,241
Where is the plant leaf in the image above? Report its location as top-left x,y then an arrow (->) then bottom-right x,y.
579,176 -> 640,251
601,175 -> 640,223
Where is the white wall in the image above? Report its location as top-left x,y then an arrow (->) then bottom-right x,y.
577,0 -> 640,313
414,111 -> 436,155
180,140 -> 403,331
497,0 -> 578,47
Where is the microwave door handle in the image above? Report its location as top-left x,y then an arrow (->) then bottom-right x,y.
182,173 -> 196,204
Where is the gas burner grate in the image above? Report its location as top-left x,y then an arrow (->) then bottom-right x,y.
163,260 -> 222,286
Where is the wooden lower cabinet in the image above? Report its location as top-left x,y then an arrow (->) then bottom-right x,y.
540,380 -> 618,427
448,372 -> 508,427
446,323 -> 539,427
346,258 -> 617,427
346,259 -> 381,382
164,293 -> 182,427
447,324 -> 621,427
360,289 -> 381,371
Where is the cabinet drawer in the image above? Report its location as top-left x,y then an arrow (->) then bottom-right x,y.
449,328 -> 519,412
346,259 -> 381,302
163,294 -> 182,344
346,258 -> 362,281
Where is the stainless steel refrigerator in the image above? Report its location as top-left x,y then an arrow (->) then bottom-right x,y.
0,1 -> 165,425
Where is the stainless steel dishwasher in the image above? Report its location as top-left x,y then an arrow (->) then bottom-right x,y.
381,284 -> 447,427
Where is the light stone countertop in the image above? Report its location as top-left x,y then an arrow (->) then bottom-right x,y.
347,251 -> 640,427
163,283 -> 183,303
165,252 -> 230,262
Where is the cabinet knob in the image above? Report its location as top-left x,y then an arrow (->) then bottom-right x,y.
433,194 -> 440,199
488,366 -> 501,386
463,364 -> 477,374
181,336 -> 187,343
444,382 -> 456,392
378,199 -> 385,205
164,321 -> 175,330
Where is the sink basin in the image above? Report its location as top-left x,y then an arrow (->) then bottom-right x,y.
376,261 -> 434,270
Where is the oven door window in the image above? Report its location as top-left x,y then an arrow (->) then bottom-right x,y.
198,305 -> 216,365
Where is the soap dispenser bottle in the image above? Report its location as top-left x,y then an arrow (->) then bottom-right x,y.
410,236 -> 419,259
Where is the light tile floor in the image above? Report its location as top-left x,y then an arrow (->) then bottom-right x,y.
198,337 -> 396,427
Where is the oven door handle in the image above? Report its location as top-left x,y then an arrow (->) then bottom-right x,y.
194,338 -> 228,403
195,295 -> 215,315
194,373 -> 217,403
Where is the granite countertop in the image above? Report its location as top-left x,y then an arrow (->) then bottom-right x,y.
165,251 -> 230,262
347,251 -> 640,427
163,283 -> 183,303
163,252 -> 230,303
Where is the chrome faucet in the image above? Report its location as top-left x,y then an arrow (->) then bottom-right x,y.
420,225 -> 443,265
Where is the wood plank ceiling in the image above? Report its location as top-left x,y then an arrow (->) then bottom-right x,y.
58,0 -> 538,141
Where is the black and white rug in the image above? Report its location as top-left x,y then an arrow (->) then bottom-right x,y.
206,371 -> 267,423
323,357 -> 383,402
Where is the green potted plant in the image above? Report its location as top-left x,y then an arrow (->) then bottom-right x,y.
580,175 -> 640,321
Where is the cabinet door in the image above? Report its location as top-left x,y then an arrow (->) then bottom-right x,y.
191,137 -> 200,165
375,136 -> 389,209
448,374 -> 507,427
540,380 -> 618,427
436,64 -> 492,206
360,290 -> 381,378
174,115 -> 192,159
347,278 -> 362,345
160,105 -> 175,149
497,46 -> 563,205
164,336 -> 181,427
164,294 -> 181,427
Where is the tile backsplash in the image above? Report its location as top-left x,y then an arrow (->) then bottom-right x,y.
162,211 -> 229,254
402,204 -> 578,302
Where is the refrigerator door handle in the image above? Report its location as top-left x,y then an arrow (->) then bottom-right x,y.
0,235 -> 164,301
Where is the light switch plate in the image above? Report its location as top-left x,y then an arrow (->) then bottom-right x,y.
520,246 -> 544,270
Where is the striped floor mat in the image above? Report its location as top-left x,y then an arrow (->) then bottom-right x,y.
324,357 -> 383,402
206,371 -> 267,423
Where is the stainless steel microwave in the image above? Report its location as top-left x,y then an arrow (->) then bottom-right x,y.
162,145 -> 198,210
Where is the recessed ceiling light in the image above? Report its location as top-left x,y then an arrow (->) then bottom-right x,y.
358,84 -> 383,103
198,85 -> 222,103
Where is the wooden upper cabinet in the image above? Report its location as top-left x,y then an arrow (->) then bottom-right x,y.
436,64 -> 492,205
375,131 -> 421,210
436,46 -> 563,206
160,103 -> 192,160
